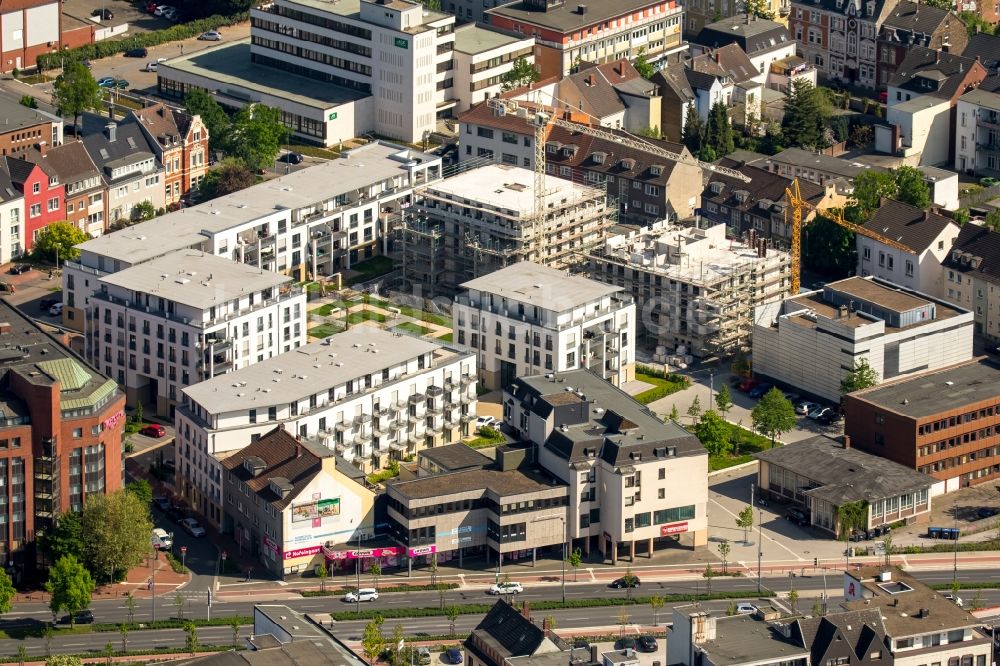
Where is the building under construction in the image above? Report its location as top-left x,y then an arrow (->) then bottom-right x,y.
587,221 -> 791,359
398,163 -> 613,296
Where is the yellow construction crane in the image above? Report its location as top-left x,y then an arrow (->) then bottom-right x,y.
785,177 -> 914,294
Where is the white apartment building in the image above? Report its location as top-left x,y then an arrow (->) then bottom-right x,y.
0,171 -> 23,265
176,327 -> 476,526
588,222 -> 791,358
955,88 -> 1000,178
452,262 -> 636,391
61,142 -> 441,330
856,200 -> 959,297
752,277 -> 974,403
88,249 -> 307,417
452,24 -> 534,114
506,370 -> 709,558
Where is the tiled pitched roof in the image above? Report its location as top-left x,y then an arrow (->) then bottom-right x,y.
133,102 -> 198,147
0,169 -> 21,204
702,157 -> 825,215
563,68 -> 628,119
221,426 -> 323,510
881,1 -> 951,41
790,0 -> 897,21
941,223 -> 1000,285
796,610 -> 886,665
2,155 -> 37,187
864,199 -> 956,253
21,141 -> 100,184
691,44 -> 758,84
694,16 -> 792,55
466,601 -> 548,663
686,67 -> 721,92
80,113 -> 158,182
961,33 -> 1000,72
889,46 -> 982,98
651,66 -> 694,102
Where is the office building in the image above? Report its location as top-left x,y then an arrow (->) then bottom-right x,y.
452,24 -> 534,114
588,221 -> 791,358
87,249 -> 306,417
452,262 -> 635,390
752,277 -> 974,403
844,359 -> 1000,493
398,164 -> 612,295
0,300 -> 125,579
61,141 -> 441,329
177,327 -> 476,526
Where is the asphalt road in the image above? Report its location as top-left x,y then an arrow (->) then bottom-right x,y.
3,569 -> 1000,656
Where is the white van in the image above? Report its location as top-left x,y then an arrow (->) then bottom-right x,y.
344,588 -> 379,603
151,528 -> 173,550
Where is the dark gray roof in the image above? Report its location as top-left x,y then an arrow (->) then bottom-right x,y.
795,610 -> 886,665
865,199 -> 956,253
693,15 -> 792,55
651,66 -> 694,102
881,1 -> 951,44
22,141 -> 101,185
790,0 -> 896,20
564,67 -> 627,118
942,223 -> 1000,285
691,44 -> 759,84
387,464 -> 566,500
419,443 -> 493,472
2,155 -> 36,187
754,435 -> 933,506
488,0 -> 662,33
0,95 -> 60,134
889,46 -> 982,98
508,369 -> 705,465
686,67 -> 721,92
961,33 -> 1000,71
466,601 -> 549,665
702,158 -> 826,217
0,169 -> 21,204
848,358 -> 1000,419
80,113 -> 157,183
690,612 -> 811,666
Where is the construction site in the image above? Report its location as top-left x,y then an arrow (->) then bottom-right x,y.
587,221 -> 792,359
398,162 -> 613,296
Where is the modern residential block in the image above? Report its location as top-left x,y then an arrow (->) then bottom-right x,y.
954,88 -> 1000,178
844,359 -> 1000,493
588,221 -> 791,358
177,327 -> 476,526
0,170 -> 24,264
86,249 -> 307,418
452,24 -> 534,114
752,276 -> 974,403
221,426 -> 377,578
398,164 -> 611,295
0,300 -> 125,580
452,262 -> 636,390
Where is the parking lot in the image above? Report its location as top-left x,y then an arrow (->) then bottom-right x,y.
64,0 -> 173,36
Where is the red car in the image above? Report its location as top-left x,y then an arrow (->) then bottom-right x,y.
879,91 -> 888,104
140,424 -> 166,438
738,378 -> 759,393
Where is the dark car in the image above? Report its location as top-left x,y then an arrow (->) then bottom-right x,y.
445,648 -> 462,665
91,8 -> 113,18
39,298 -> 57,311
167,504 -> 187,522
8,264 -> 30,275
125,47 -> 148,58
610,575 -> 640,588
819,410 -> 842,425
76,609 -> 94,624
572,639 -> 590,651
637,636 -> 658,653
748,382 -> 774,399
153,496 -> 171,512
786,508 -> 809,526
281,152 -> 304,164
615,637 -> 638,651
977,507 -> 999,519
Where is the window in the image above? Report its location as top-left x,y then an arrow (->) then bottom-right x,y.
863,246 -> 871,260
32,183 -> 39,194
905,260 -> 913,277
29,204 -> 40,218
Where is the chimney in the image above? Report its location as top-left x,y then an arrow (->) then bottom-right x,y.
843,435 -> 851,449
35,141 -> 47,156
714,50 -> 720,62
576,3 -> 586,13
935,50 -> 940,64
590,646 -> 599,664
616,61 -> 624,76
295,443 -> 302,458
105,122 -> 117,143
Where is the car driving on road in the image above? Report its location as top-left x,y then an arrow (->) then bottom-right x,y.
488,581 -> 523,595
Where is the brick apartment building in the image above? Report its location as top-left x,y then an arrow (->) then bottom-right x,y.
0,300 -> 125,580
0,0 -> 61,73
0,95 -> 62,157
132,104 -> 209,206
844,359 -> 1000,493
875,1 -> 967,88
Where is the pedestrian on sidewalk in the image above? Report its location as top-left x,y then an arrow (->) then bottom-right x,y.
147,577 -> 153,591
245,569 -> 251,582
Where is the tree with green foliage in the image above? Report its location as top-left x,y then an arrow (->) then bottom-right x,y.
812,601 -> 824,617
751,388 -> 797,447
921,0 -> 953,8
985,209 -> 1000,232
687,395 -> 703,423
959,11 -> 994,36
16,644 -> 27,666
718,539 -> 731,573
650,595 -> 664,624
174,591 -> 186,620
500,57 -> 541,91
634,125 -> 663,139
38,511 -> 84,564
33,221 -> 88,264
736,506 -> 754,543
446,605 -> 460,637
81,489 -> 154,584
682,104 -> 705,156
846,170 -> 898,223
840,358 -> 879,395
184,89 -> 230,153
370,562 -> 381,590
0,569 -> 14,619
633,47 -> 655,79
184,620 -> 199,654
200,158 -> 256,200
119,623 -> 129,654
46,555 -> 95,627
622,566 -> 638,600
668,404 -> 680,422
125,592 -> 136,624
131,201 -> 156,223
125,479 -> 152,508
782,79 -> 829,150
894,166 -> 931,209
715,384 -> 733,418
43,625 -> 54,656
361,616 -> 386,664
103,641 -> 114,666
741,0 -> 775,19
695,409 -> 731,457
19,95 -> 37,109
836,501 -> 868,539
704,101 -> 735,158
317,562 -> 329,592
568,547 -> 582,582
227,103 -> 290,172
230,616 -> 241,649
953,208 -> 971,226
804,213 -> 857,278
53,62 -> 101,132
789,588 -> 799,611
703,562 -> 715,594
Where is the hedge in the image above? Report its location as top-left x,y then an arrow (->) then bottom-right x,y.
92,616 -> 253,632
36,13 -> 249,71
301,583 -> 459,597
0,645 -> 244,664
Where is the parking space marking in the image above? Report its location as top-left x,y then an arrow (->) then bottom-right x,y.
710,496 -> 805,561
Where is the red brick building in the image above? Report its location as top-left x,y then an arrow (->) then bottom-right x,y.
844,359 -> 1000,494
132,104 -> 209,206
0,0 -> 62,72
3,154 -> 64,253
0,95 -> 61,157
0,300 -> 125,580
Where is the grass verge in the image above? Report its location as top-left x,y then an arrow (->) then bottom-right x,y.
394,322 -> 432,336
309,323 -> 342,338
634,369 -> 689,405
346,256 -> 394,285
707,423 -> 773,472
437,332 -> 453,343
347,310 -> 389,325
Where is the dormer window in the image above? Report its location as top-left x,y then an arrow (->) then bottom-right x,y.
546,142 -> 561,154
48,176 -> 57,186
710,181 -> 725,194
562,145 -> 578,157
650,164 -> 664,176
619,158 -> 636,170
592,151 -> 606,164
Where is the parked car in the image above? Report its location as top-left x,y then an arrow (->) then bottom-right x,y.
786,508 -> 809,526
49,303 -> 64,316
572,639 -> 590,650
145,62 -> 159,71
736,603 -> 757,615
141,423 -> 167,438
738,378 -> 758,393
153,5 -> 170,15
980,177 -> 1000,188
153,496 -> 171,512
748,382 -> 773,399
614,637 -> 638,652
945,594 -> 964,607
279,151 -> 304,164
878,91 -> 888,104
125,47 -> 148,58
97,76 -> 116,88
978,507 -> 999,519
162,7 -> 178,20
91,8 -> 113,18
8,263 -> 30,275
415,647 -> 431,665
488,581 -> 523,595
199,30 -> 222,40
38,298 -> 57,311
819,410 -> 842,426
795,400 -> 818,415
343,588 -> 379,603
475,415 -> 495,428
115,79 -> 130,89
637,636 -> 658,652
808,406 -> 831,420
76,609 -> 95,624
445,649 -> 463,665
181,517 -> 205,537
610,575 -> 640,588
151,527 -> 173,550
